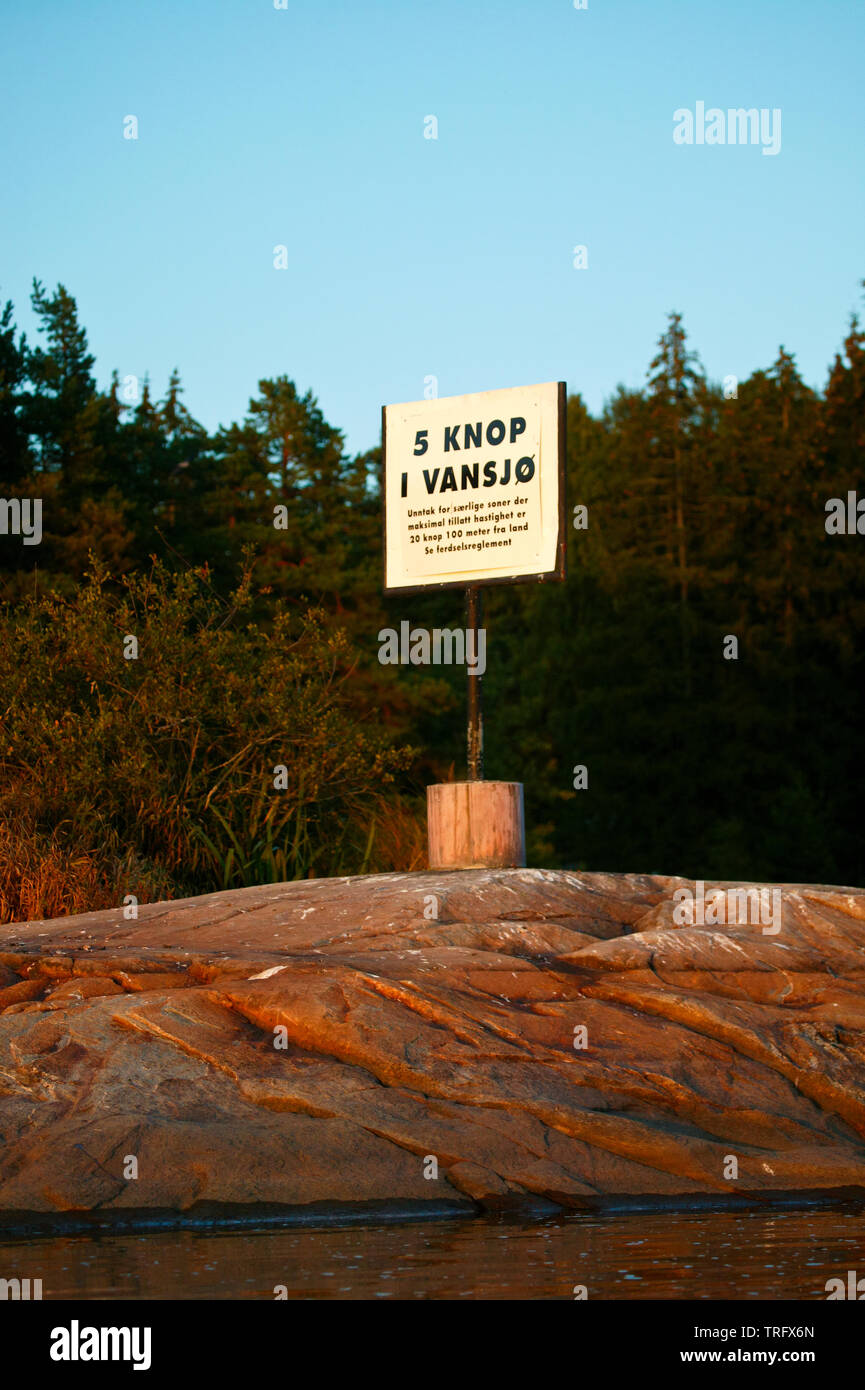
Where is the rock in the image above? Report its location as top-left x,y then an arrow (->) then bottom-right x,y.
0,978 -> 46,1009
44,976 -> 124,1003
0,869 -> 863,1230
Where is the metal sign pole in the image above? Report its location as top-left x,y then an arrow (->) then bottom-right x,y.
466,585 -> 483,781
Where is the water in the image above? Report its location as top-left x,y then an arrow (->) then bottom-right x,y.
3,1205 -> 863,1300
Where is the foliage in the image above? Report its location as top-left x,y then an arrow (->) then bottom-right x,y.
1,278 -> 864,914
0,557 -> 418,920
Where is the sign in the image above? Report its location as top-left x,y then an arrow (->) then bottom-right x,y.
383,381 -> 566,593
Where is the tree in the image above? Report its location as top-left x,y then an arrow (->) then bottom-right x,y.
646,311 -> 704,694
0,296 -> 31,489
26,279 -> 97,487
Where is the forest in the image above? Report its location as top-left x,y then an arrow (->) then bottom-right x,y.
1,278 -> 863,921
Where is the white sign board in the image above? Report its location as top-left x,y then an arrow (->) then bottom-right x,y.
383,381 -> 566,593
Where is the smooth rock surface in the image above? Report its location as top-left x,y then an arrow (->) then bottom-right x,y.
1,869 -> 864,1228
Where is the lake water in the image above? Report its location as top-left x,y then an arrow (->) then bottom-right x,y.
3,1204 -> 863,1300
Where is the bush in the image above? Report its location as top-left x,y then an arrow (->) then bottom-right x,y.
0,557 -> 423,922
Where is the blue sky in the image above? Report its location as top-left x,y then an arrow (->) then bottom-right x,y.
1,0 -> 862,455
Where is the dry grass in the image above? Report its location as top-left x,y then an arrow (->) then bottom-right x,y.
0,809 -> 178,924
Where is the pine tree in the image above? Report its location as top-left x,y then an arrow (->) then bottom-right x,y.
0,296 -> 31,489
26,280 -> 97,487
646,312 -> 704,695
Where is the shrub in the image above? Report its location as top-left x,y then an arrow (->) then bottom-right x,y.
0,557 -> 422,921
